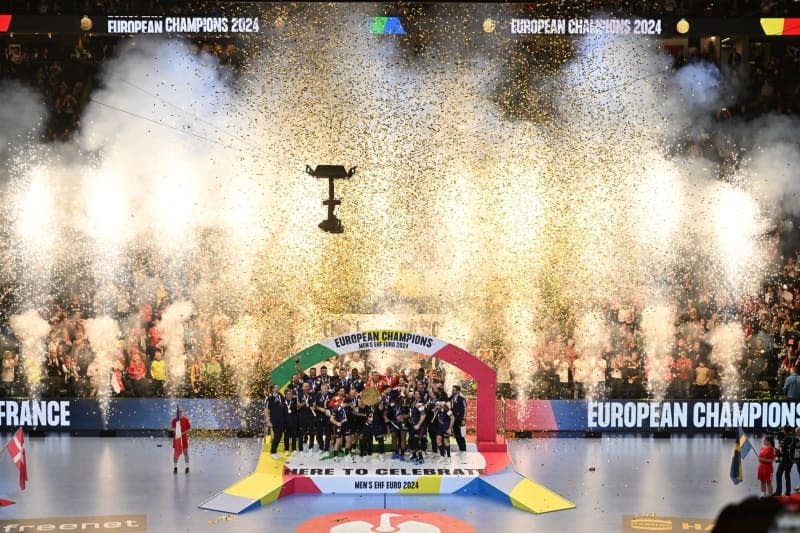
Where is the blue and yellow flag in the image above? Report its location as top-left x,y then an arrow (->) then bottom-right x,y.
730,427 -> 753,485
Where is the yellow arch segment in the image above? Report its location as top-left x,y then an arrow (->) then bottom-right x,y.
760,18 -> 785,36
224,436 -> 287,503
509,478 -> 576,514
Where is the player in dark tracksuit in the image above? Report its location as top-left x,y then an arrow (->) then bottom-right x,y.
386,392 -> 408,461
361,401 -> 387,459
433,402 -> 454,459
265,385 -> 287,457
329,396 -> 354,461
283,389 -> 299,453
425,397 -> 438,453
315,366 -> 332,391
343,388 -> 363,454
450,385 -> 468,452
348,369 -> 365,393
313,384 -> 333,454
408,390 -> 428,465
297,383 -> 316,453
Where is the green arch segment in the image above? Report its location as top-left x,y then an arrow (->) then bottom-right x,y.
271,343 -> 337,389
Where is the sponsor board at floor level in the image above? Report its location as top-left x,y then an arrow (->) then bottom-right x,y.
0,515 -> 147,532
622,514 -> 714,532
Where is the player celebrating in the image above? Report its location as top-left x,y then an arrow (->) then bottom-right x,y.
265,384 -> 287,459
283,388 -> 300,455
434,401 -> 454,462
348,368 -> 365,393
408,390 -> 428,465
386,389 -> 408,461
316,365 -> 331,391
328,395 -> 354,462
313,383 -> 333,455
297,382 -> 316,454
361,402 -> 386,460
347,388 -> 365,457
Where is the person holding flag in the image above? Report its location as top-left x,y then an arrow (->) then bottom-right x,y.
171,406 -> 191,474
5,428 -> 27,490
730,427 -> 753,485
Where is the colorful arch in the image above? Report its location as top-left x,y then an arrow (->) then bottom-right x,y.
200,331 -> 574,516
271,331 -> 502,451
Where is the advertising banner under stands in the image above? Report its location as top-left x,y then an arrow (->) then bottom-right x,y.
0,398 -> 794,432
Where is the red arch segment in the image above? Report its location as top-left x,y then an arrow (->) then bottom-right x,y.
275,331 -> 504,452
432,343 -> 498,448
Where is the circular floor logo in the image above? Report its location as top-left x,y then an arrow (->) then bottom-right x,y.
296,509 -> 475,533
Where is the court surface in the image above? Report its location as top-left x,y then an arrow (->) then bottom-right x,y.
0,433 -> 769,532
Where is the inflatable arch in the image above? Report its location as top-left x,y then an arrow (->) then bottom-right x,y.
271,330 -> 501,450
198,330 -> 575,516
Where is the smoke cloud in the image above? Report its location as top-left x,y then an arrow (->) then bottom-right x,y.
9,310 -> 50,398
83,316 -> 121,424
0,5 -> 797,399
160,301 -> 194,391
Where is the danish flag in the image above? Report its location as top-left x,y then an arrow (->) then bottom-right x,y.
5,428 -> 27,490
173,407 -> 183,462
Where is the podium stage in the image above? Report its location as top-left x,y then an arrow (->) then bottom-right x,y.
199,438 -> 575,515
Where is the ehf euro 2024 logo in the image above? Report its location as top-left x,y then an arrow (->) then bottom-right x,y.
296,509 -> 475,533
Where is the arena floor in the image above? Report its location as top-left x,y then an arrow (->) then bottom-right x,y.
0,433 -> 770,532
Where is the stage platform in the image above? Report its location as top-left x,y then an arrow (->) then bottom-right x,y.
199,438 -> 575,515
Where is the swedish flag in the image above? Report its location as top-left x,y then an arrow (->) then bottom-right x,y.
730,427 -> 753,485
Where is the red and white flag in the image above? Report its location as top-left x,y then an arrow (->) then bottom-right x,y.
6,428 -> 27,491
173,407 -> 183,461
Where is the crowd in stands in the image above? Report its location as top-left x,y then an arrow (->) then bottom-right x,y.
486,42 -> 800,401
0,276 -> 240,399
1,29 -> 799,400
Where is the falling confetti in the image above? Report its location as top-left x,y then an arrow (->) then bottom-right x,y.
0,3 -> 795,417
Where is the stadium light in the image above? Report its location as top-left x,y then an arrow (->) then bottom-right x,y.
306,164 -> 356,234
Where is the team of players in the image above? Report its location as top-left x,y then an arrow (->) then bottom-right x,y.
264,364 -> 469,463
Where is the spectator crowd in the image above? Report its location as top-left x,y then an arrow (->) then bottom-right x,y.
0,26 -> 799,401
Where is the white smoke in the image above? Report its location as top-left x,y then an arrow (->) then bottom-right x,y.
9,309 -> 50,398
573,311 -> 610,400
640,304 -> 676,401
737,114 -> 800,216
0,82 -> 45,168
160,300 -> 194,391
671,62 -> 721,103
709,323 -> 745,399
83,316 -> 121,424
